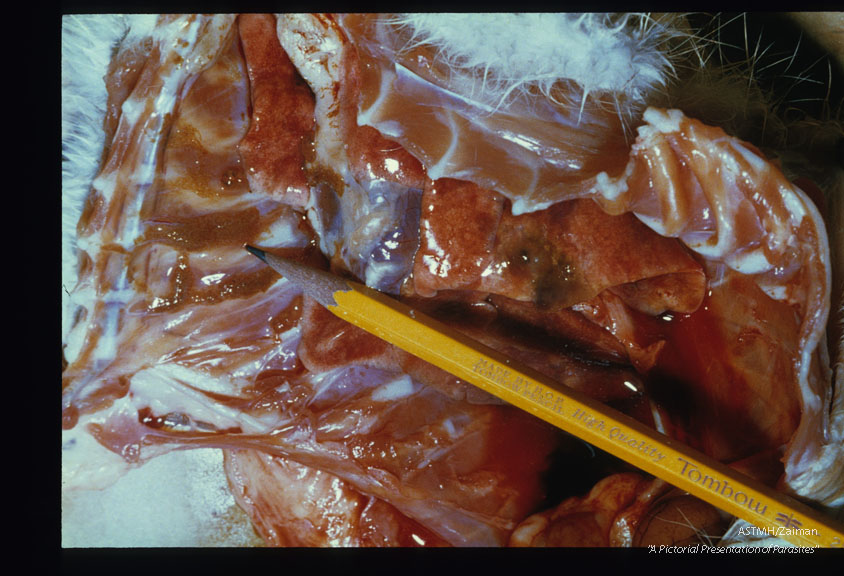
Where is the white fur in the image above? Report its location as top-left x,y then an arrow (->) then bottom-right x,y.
389,13 -> 684,115
61,15 -> 157,340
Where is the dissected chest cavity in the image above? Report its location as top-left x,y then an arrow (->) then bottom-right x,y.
61,13 -> 841,548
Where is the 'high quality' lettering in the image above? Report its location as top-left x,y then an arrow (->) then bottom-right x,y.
607,426 -> 666,463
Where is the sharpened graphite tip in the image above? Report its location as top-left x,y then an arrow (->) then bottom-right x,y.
244,244 -> 268,262
244,245 -> 348,307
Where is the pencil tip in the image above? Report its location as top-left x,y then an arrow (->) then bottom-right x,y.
244,245 -> 267,262
243,245 -> 349,307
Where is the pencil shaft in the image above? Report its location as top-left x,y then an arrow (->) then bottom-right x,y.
244,247 -> 844,548
332,281 -> 844,549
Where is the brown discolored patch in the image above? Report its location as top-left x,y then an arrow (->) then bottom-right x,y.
142,207 -> 262,251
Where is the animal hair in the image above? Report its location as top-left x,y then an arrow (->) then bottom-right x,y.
385,13 -> 699,126
61,14 -> 156,337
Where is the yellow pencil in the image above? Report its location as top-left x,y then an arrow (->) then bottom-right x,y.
246,245 -> 844,549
